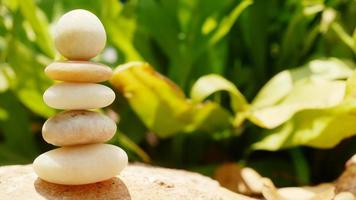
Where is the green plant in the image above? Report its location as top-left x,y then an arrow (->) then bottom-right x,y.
111,58 -> 356,149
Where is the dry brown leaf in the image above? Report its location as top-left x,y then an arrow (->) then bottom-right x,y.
214,163 -> 265,196
214,163 -> 250,194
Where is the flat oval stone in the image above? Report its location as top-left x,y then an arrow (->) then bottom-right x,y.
42,110 -> 116,146
43,82 -> 115,110
45,61 -> 112,82
33,144 -> 128,185
54,9 -> 106,60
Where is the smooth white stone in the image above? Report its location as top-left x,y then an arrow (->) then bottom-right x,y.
54,9 -> 106,60
33,144 -> 128,185
42,110 -> 117,146
43,82 -> 115,110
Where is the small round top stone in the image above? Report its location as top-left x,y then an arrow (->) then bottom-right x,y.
54,9 -> 106,60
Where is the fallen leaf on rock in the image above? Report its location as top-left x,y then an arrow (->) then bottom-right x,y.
277,183 -> 334,200
309,186 -> 335,200
214,163 -> 265,196
334,192 -> 355,200
262,178 -> 284,200
241,167 -> 264,194
214,163 -> 250,195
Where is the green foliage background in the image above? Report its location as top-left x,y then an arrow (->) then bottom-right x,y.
0,0 -> 355,186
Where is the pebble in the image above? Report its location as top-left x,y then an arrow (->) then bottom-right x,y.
43,82 -> 115,110
33,144 -> 128,185
45,61 -> 112,82
54,9 -> 106,60
42,110 -> 116,146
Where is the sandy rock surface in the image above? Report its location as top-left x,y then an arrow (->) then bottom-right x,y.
0,164 -> 254,200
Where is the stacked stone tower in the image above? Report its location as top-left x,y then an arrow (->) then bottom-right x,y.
33,9 -> 128,185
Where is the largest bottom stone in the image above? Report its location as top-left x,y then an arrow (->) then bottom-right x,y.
33,144 -> 128,185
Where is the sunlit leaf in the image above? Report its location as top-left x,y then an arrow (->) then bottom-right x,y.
251,79 -> 345,129
253,58 -> 354,108
250,58 -> 355,129
247,59 -> 356,149
110,62 -> 231,137
191,74 -> 248,112
111,62 -> 188,136
253,100 -> 356,150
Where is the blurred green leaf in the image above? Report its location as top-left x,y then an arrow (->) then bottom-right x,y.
18,0 -> 55,57
209,0 -> 253,45
277,0 -> 324,68
117,132 -> 151,163
101,0 -> 142,61
137,0 -> 180,62
2,0 -> 19,11
331,22 -> 356,55
0,65 -> 10,92
136,0 -> 251,88
7,40 -> 54,118
289,148 -> 310,185
239,0 -> 269,82
0,92 -> 38,160
0,107 -> 7,120
0,144 -> 30,165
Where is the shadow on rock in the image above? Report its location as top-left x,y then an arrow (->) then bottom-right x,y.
34,177 -> 131,200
